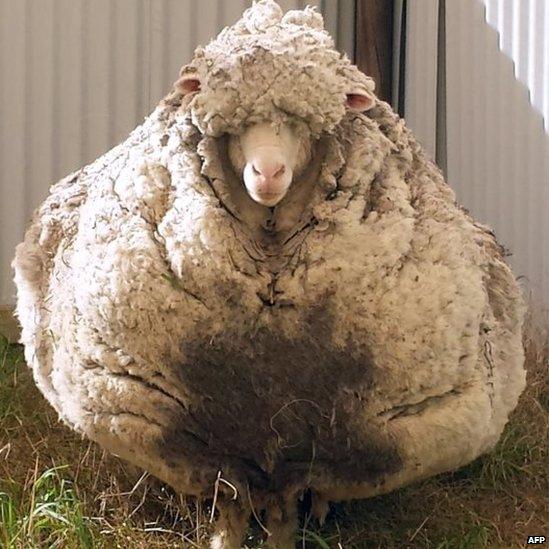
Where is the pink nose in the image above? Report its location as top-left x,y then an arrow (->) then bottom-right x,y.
252,161 -> 285,179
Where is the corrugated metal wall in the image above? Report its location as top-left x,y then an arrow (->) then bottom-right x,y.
404,0 -> 439,160
406,0 -> 549,309
0,0 -> 354,306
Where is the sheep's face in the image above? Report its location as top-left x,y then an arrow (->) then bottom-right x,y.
173,0 -> 377,205
173,0 -> 376,139
227,121 -> 312,206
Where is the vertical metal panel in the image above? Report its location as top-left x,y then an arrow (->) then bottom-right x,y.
444,0 -> 549,306
321,0 -> 354,60
111,0 -> 148,146
0,0 -> 348,306
334,0 -> 355,61
0,0 -> 27,304
54,0 -> 83,190
404,0 -> 439,160
25,0 -> 55,217
82,0 -> 113,165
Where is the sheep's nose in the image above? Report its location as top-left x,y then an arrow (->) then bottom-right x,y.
251,162 -> 285,179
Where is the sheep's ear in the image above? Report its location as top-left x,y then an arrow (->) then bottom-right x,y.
345,90 -> 375,112
175,74 -> 201,95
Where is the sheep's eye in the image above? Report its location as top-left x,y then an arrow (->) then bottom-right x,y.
252,165 -> 260,175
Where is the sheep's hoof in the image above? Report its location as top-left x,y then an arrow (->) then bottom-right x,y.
264,497 -> 298,549
210,501 -> 249,549
310,491 -> 330,526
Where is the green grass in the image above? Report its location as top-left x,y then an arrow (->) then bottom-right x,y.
0,335 -> 25,421
0,465 -> 94,548
0,325 -> 547,548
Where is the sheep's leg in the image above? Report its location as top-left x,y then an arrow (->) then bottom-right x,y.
309,491 -> 330,526
265,495 -> 298,549
210,501 -> 250,549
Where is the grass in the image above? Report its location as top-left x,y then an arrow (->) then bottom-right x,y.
0,317 -> 547,548
0,465 -> 94,548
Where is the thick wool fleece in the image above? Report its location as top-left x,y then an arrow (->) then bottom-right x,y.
13,1 -> 525,546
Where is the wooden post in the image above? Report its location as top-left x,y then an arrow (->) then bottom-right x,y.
355,0 -> 395,104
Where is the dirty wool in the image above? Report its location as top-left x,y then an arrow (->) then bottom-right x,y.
13,2 -> 526,547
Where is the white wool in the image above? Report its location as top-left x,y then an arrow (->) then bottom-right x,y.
180,1 -> 374,137
13,1 -> 525,546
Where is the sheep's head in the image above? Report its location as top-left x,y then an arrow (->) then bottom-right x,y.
174,0 -> 376,206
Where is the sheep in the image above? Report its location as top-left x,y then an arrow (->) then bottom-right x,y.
13,1 -> 526,547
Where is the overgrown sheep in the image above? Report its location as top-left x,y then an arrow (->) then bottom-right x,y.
13,2 -> 526,547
